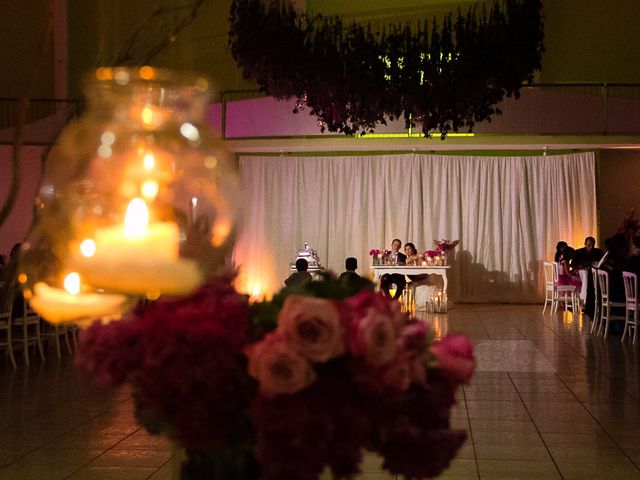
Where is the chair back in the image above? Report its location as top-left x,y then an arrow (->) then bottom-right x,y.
597,269 -> 611,304
21,297 -> 41,325
543,262 -> 555,288
0,298 -> 11,327
622,271 -> 638,308
591,267 -> 600,300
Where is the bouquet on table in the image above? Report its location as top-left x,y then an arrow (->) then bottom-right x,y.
434,239 -> 459,253
425,240 -> 459,265
368,248 -> 388,265
75,273 -> 474,480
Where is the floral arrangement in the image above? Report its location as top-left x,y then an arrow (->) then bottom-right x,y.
424,239 -> 459,259
229,0 -> 544,137
434,239 -> 460,253
75,273 -> 474,480
368,249 -> 385,256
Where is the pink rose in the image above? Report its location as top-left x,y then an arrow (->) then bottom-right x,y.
246,333 -> 316,397
348,308 -> 397,367
277,295 -> 345,363
398,320 -> 429,356
380,355 -> 411,391
430,334 -> 475,384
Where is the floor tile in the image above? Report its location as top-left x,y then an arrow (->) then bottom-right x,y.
65,466 -> 157,480
476,459 -> 560,478
555,459 -> 640,480
88,449 -> 172,468
474,444 -> 551,461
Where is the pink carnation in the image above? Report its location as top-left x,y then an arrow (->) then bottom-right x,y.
430,334 -> 475,384
247,333 -> 316,397
277,295 -> 345,363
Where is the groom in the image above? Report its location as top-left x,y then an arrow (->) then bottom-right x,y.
380,238 -> 407,300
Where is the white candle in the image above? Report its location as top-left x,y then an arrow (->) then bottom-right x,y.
29,281 -> 127,325
95,198 -> 179,262
71,197 -> 202,296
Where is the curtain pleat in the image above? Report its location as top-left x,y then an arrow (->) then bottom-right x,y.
235,152 -> 596,303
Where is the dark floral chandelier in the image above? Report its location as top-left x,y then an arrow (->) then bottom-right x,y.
229,0 -> 544,137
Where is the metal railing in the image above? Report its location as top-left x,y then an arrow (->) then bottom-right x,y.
2,83 -> 640,141
0,98 -> 80,130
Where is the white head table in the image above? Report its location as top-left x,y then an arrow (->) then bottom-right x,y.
372,265 -> 451,296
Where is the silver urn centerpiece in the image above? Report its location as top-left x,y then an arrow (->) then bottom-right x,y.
290,242 -> 324,272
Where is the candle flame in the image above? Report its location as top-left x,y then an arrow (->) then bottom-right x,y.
124,198 -> 149,237
80,239 -> 96,257
143,152 -> 155,170
64,272 -> 81,295
141,106 -> 154,125
141,180 -> 159,200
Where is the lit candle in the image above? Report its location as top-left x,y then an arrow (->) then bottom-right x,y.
28,274 -> 128,325
72,197 -> 202,296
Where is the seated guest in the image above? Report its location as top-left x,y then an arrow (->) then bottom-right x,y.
403,242 -> 423,265
572,236 -> 604,269
403,242 -> 442,309
339,257 -> 372,293
599,233 -> 627,302
555,241 -> 581,290
338,257 -> 360,283
380,239 -> 407,300
285,258 -> 312,287
572,236 -> 603,319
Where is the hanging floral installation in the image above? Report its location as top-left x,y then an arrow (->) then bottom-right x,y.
229,0 -> 544,137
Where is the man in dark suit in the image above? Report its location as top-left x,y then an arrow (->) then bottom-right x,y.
380,239 -> 407,300
572,236 -> 604,269
572,236 -> 604,319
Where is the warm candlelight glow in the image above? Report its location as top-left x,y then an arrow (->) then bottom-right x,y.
64,272 -> 81,295
141,180 -> 159,200
212,218 -> 232,247
138,66 -> 155,80
124,198 -> 149,237
143,152 -> 155,170
141,106 -> 154,125
71,196 -> 200,296
80,239 -> 96,257
30,281 -> 127,325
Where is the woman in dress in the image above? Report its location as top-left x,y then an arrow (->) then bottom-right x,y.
403,243 -> 423,265
555,241 -> 581,290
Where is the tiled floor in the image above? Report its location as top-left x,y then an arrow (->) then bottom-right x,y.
0,305 -> 638,479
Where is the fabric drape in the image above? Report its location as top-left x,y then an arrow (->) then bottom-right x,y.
234,152 -> 596,303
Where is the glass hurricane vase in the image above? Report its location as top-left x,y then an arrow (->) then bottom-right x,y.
19,66 -> 241,325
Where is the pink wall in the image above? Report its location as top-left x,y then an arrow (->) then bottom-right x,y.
0,145 -> 44,257
221,89 -> 640,138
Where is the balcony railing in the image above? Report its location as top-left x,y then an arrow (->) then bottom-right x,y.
0,98 -> 80,130
2,84 -> 640,144
218,83 -> 640,139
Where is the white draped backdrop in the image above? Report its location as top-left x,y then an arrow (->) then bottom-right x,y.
234,152 -> 596,303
